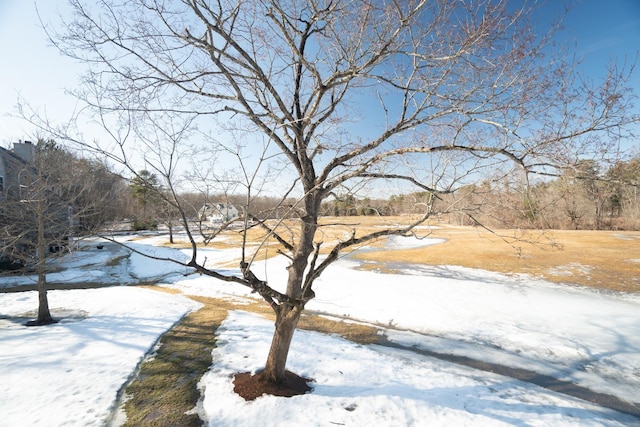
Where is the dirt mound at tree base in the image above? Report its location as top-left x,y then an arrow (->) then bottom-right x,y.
233,370 -> 313,401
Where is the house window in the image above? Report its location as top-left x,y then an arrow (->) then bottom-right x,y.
0,176 -> 4,193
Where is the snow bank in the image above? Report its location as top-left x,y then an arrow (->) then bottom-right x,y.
0,287 -> 201,427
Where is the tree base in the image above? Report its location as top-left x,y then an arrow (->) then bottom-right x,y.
25,318 -> 59,327
233,370 -> 313,401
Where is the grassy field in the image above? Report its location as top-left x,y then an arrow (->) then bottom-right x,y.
352,222 -> 640,294
165,216 -> 640,293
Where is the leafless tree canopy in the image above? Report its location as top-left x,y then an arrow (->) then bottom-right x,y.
35,0 -> 637,381
1,140 -> 124,324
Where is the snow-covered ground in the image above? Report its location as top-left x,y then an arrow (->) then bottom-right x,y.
0,286 -> 201,427
0,234 -> 639,426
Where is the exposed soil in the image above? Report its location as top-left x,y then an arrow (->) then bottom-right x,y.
25,318 -> 59,326
233,370 -> 313,401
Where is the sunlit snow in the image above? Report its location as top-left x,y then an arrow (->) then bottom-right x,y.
1,234 -> 638,426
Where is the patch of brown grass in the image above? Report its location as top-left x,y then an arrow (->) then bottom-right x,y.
120,295 -> 228,426
143,217 -> 640,294
298,314 -> 381,345
354,225 -> 640,293
161,216 -> 416,260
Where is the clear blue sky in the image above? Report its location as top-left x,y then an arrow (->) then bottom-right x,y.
560,0 -> 640,82
0,0 -> 639,148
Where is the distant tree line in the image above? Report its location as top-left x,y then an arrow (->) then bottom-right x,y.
5,143 -> 637,275
125,157 -> 640,232
321,157 -> 640,231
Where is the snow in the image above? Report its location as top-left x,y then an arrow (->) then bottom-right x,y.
0,287 -> 201,427
201,311 -> 633,427
1,234 -> 639,426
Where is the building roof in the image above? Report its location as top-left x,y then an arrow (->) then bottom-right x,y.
0,145 -> 37,200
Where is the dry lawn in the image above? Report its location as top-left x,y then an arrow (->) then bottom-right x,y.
353,224 -> 640,293
120,294 -> 227,426
162,217 -> 640,293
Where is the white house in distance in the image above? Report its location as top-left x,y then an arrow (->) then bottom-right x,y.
199,202 -> 240,224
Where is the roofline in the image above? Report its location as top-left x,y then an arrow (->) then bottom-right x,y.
0,145 -> 34,167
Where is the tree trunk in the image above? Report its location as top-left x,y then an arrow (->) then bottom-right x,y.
30,203 -> 55,326
261,305 -> 302,383
259,199 -> 317,383
36,274 -> 54,325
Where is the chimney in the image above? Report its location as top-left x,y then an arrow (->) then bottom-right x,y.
13,140 -> 35,163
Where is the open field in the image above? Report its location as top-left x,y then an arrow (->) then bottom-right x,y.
351,222 -> 640,294
161,216 -> 640,293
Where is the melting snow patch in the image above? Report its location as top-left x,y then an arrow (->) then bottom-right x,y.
547,263 -> 593,277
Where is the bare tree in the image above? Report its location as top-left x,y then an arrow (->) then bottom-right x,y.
607,157 -> 640,228
1,140 -> 121,325
29,0 -> 637,385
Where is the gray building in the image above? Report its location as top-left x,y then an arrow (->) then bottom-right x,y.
0,140 -> 36,201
